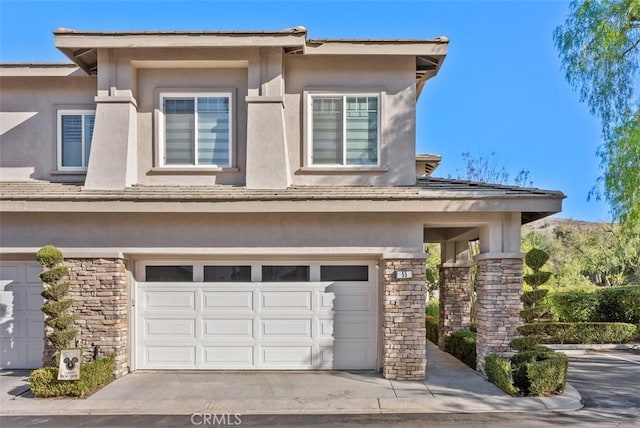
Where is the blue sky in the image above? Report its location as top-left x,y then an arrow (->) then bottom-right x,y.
0,0 -> 609,222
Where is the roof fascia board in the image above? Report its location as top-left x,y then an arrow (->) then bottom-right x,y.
0,64 -> 84,77
54,33 -> 307,49
304,41 -> 448,56
0,197 -> 563,214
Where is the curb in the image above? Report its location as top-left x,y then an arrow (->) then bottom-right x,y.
547,343 -> 640,352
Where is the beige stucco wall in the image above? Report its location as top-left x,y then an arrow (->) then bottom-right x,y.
284,55 -> 417,186
0,75 -> 96,181
0,211 -> 425,252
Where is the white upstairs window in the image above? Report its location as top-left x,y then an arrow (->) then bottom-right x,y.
160,93 -> 232,167
309,94 -> 380,167
57,110 -> 95,171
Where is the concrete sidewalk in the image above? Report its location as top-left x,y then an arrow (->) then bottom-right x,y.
0,341 -> 582,415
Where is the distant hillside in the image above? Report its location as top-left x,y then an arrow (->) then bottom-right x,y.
524,217 -> 605,238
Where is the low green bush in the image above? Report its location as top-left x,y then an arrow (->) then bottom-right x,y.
549,291 -> 599,322
526,354 -> 568,396
30,356 -> 115,398
485,355 -> 518,395
596,286 -> 640,324
426,299 -> 439,319
425,315 -> 438,344
517,322 -> 637,344
509,335 -> 543,352
445,329 -> 476,369
549,286 -> 640,324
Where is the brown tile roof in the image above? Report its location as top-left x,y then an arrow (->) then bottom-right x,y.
0,177 -> 564,202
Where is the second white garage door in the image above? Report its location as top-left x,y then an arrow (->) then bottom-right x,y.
135,262 -> 378,370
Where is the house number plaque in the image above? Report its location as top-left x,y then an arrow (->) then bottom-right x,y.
395,270 -> 413,279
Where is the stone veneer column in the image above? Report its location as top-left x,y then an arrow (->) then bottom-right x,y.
382,258 -> 426,380
43,258 -> 128,378
437,264 -> 473,349
475,255 -> 523,373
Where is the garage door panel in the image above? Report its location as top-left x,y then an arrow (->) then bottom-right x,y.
26,290 -> 44,311
203,319 -> 253,338
145,290 -> 195,310
203,291 -> 253,310
332,289 -> 372,312
145,346 -> 196,366
319,319 -> 334,338
262,319 -> 311,338
145,318 -> 195,338
0,265 -> 21,282
333,315 -> 372,339
261,291 -> 311,310
203,346 -> 254,367
27,318 -> 44,339
333,340 -> 375,369
261,346 -> 312,367
26,265 -> 43,283
1,262 -> 44,369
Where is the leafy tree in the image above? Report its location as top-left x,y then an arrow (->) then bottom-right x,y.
453,151 -> 533,187
521,249 -> 553,323
554,0 -> 640,225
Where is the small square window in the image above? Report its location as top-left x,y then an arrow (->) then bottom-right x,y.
204,266 -> 251,282
320,265 -> 369,281
145,265 -> 193,282
262,266 -> 310,282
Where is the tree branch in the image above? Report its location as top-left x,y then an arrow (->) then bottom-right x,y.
622,37 -> 640,57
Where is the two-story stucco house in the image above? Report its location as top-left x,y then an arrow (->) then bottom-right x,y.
0,26 -> 563,380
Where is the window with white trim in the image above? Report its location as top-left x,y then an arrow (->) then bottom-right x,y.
57,110 -> 95,171
160,93 -> 232,167
309,94 -> 380,167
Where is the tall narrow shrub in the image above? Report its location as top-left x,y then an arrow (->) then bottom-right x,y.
521,248 -> 552,323
36,245 -> 77,364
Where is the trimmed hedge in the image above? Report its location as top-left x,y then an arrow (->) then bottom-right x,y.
550,286 -> 640,324
444,330 -> 476,369
485,355 -> 517,395
425,315 -> 438,344
549,292 -> 598,322
517,322 -> 637,344
30,356 -> 115,398
485,350 -> 568,397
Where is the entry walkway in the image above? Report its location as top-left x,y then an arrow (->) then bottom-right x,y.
0,341 -> 581,415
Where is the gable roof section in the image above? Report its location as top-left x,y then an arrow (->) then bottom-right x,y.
0,178 -> 564,223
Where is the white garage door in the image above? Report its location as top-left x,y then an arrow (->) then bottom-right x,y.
0,262 -> 44,369
135,263 -> 377,370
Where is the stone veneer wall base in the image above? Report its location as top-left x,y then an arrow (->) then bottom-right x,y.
382,258 -> 426,380
43,258 -> 128,378
475,257 -> 523,373
438,264 -> 473,349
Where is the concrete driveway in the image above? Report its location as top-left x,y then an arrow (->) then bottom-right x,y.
0,342 -> 580,415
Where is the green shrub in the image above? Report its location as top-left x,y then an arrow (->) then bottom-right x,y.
485,355 -> 518,395
445,329 -> 476,369
517,322 -> 637,344
549,291 -> 599,322
426,299 -> 439,319
596,286 -> 640,324
526,354 -> 568,396
510,335 -> 543,352
425,315 -> 438,344
29,355 -> 115,398
36,245 -> 64,267
525,249 -> 550,272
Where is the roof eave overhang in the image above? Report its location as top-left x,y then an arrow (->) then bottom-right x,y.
0,196 -> 563,216
54,30 -> 309,75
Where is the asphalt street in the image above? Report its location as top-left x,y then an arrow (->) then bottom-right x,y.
1,350 -> 638,428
